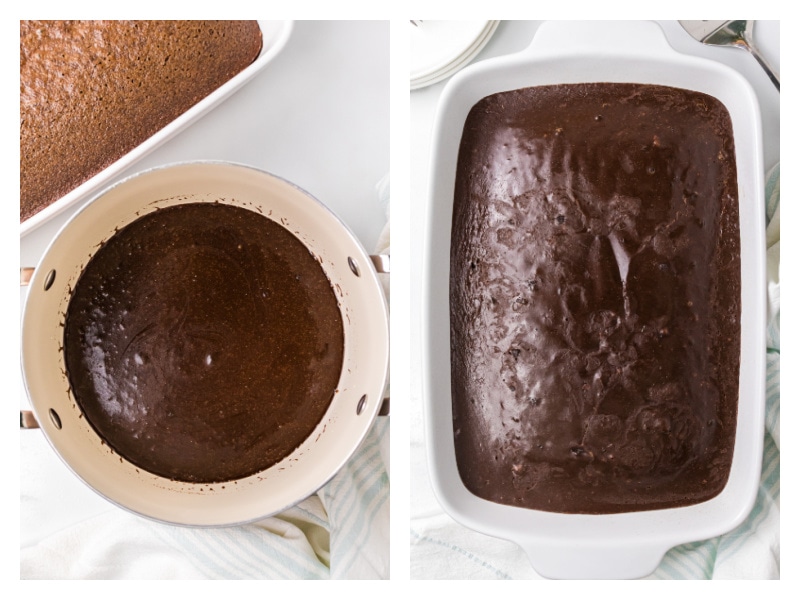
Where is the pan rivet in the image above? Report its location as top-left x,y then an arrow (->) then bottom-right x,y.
43,269 -> 56,291
48,408 -> 62,430
348,257 -> 361,277
356,394 -> 367,415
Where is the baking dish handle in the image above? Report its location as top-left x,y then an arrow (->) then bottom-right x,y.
522,20 -> 674,59
521,542 -> 667,580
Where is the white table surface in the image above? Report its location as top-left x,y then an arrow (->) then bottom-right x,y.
409,19 -> 780,578
19,20 -> 388,551
14,18 -> 782,578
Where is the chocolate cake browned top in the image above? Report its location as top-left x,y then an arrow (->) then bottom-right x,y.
450,83 -> 740,514
64,203 -> 344,483
20,20 -> 262,222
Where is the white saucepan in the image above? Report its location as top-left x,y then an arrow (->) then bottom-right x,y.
21,161 -> 389,527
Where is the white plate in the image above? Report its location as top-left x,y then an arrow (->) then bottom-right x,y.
20,20 -> 294,236
411,21 -> 499,89
423,20 -> 766,580
412,21 -> 500,90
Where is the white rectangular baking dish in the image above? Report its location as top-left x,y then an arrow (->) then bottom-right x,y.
422,20 -> 766,580
20,20 -> 293,236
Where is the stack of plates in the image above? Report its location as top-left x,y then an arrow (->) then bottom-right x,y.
411,21 -> 500,90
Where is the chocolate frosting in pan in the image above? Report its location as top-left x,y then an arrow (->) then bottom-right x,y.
64,203 -> 344,483
450,83 -> 740,513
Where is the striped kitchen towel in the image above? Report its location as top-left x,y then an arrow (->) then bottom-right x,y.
20,419 -> 389,579
645,162 -> 780,580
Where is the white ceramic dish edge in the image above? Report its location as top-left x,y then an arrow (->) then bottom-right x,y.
422,20 -> 766,579
20,20 -> 294,237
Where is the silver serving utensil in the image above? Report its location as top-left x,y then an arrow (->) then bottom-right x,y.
679,20 -> 779,91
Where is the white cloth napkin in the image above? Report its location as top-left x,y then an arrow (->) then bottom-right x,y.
410,164 -> 781,580
20,176 -> 391,580
21,420 -> 388,579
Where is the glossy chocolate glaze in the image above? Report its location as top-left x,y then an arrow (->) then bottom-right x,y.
64,203 -> 344,483
450,83 -> 740,513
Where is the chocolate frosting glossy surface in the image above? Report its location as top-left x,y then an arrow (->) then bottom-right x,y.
450,83 -> 740,513
64,202 -> 344,483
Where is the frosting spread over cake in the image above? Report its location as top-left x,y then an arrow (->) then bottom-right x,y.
64,203 -> 343,483
450,83 -> 740,513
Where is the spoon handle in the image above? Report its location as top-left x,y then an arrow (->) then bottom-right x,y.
746,41 -> 780,91
740,22 -> 780,91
